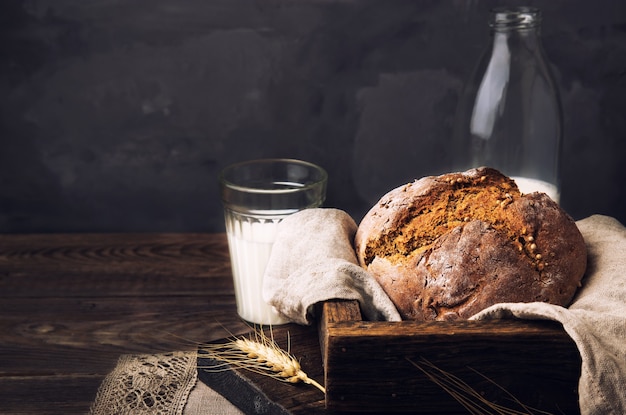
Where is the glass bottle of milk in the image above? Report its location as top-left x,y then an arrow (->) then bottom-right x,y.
454,7 -> 562,203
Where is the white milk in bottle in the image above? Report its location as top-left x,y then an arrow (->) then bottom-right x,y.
512,176 -> 560,204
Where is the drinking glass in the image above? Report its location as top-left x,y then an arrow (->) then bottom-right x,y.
220,159 -> 327,325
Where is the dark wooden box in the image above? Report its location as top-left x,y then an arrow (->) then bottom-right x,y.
317,300 -> 581,414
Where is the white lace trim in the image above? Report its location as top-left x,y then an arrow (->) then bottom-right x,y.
90,351 -> 197,415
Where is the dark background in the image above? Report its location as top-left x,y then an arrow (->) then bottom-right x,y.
1,0 -> 625,233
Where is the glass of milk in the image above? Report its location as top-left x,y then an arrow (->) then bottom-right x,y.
220,159 -> 327,325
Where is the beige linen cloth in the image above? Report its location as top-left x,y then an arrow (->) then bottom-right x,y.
91,211 -> 625,415
263,208 -> 402,324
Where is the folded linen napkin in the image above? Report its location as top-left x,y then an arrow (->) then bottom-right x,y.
472,214 -> 626,415
263,208 -> 401,324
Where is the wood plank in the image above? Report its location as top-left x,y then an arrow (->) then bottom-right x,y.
0,233 -> 232,297
320,300 -> 581,414
0,375 -> 104,415
316,300 -> 361,369
0,295 -> 249,373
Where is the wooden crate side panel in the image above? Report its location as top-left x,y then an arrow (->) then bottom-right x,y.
322,316 -> 580,414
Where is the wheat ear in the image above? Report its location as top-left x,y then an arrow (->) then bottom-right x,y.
407,358 -> 555,415
199,326 -> 325,394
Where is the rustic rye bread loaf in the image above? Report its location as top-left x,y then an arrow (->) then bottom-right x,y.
354,167 -> 587,321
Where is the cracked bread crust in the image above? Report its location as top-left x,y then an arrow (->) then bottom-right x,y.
355,167 -> 587,321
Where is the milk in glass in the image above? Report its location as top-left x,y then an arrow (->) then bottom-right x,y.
224,210 -> 290,325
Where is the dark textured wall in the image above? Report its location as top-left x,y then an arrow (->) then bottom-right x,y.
1,0 -> 625,233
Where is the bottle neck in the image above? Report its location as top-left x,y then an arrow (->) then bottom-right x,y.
490,6 -> 542,31
489,7 -> 543,51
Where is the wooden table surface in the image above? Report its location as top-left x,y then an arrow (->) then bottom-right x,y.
0,233 -> 325,414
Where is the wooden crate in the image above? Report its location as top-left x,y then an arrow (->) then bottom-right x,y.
317,300 -> 581,414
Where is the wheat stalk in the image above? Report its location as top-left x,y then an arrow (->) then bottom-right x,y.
198,326 -> 325,394
407,358 -> 556,415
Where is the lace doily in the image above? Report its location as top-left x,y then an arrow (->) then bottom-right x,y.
90,351 -> 197,415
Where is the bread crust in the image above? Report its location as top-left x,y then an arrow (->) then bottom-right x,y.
355,167 -> 587,321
